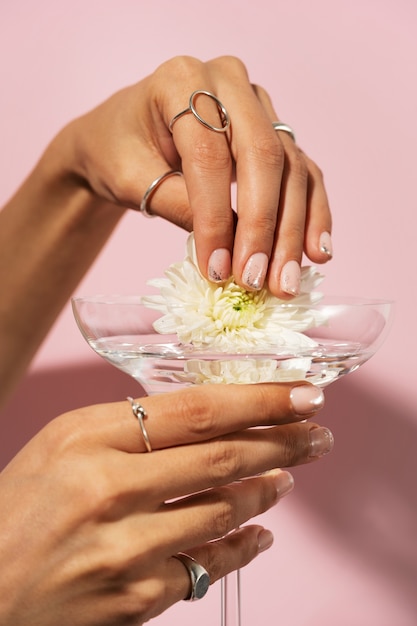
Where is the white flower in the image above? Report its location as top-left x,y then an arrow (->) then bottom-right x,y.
182,357 -> 315,384
142,233 -> 326,353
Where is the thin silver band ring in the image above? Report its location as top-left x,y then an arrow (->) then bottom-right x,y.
139,170 -> 183,218
272,121 -> 296,143
169,90 -> 230,133
127,397 -> 152,452
173,552 -> 210,602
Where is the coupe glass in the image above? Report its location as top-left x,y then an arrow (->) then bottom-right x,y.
72,294 -> 393,626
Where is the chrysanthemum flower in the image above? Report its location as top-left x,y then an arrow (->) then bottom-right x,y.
142,234 -> 326,354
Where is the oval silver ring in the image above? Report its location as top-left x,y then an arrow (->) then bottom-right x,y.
169,90 -> 230,133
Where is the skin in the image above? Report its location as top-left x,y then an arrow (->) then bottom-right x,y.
0,383 -> 332,625
0,55 -> 334,624
0,55 -> 332,405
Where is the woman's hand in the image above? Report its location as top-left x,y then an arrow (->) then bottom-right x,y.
0,382 -> 332,625
63,55 -> 332,297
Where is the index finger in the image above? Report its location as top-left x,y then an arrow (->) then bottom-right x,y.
72,382 -> 325,454
165,66 -> 235,282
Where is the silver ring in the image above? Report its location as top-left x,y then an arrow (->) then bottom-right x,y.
169,90 -> 230,133
173,552 -> 210,602
126,397 -> 152,452
272,121 -> 296,143
139,170 -> 183,218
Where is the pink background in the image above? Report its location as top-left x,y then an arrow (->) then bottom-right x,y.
1,1 -> 416,624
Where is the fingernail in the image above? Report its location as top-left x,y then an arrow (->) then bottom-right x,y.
242,252 -> 269,290
309,427 -> 334,458
290,385 -> 325,415
274,470 -> 295,498
208,248 -> 231,282
280,260 -> 301,295
319,231 -> 333,258
257,528 -> 274,553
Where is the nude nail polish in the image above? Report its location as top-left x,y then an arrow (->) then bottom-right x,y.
274,470 -> 295,498
242,252 -> 268,290
308,427 -> 334,458
208,248 -> 231,282
319,232 -> 333,258
257,529 -> 274,553
280,260 -> 301,295
290,385 -> 325,415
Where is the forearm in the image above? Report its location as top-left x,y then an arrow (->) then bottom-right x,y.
0,125 -> 125,406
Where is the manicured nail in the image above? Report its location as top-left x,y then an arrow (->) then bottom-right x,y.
208,248 -> 231,282
290,385 -> 325,415
242,252 -> 269,290
319,231 -> 333,258
274,470 -> 295,498
257,528 -> 274,553
280,260 -> 301,295
309,427 -> 334,458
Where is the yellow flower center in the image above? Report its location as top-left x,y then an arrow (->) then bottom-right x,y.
211,285 -> 265,331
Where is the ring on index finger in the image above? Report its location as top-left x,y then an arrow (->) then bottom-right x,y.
169,90 -> 230,133
127,397 -> 152,452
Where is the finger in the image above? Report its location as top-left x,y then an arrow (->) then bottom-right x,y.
167,524 -> 274,604
251,85 -> 308,297
133,524 -> 273,622
303,153 -> 333,262
135,161 -> 190,230
178,523 -> 274,585
267,135 -> 308,297
158,57 -> 235,281
156,469 -> 294,553
95,419 -> 332,510
65,382 -> 325,454
207,62 -> 284,291
133,421 -> 333,503
98,469 -> 291,565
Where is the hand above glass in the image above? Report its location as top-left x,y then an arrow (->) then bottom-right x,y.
0,55 -> 332,406
58,54 -> 333,297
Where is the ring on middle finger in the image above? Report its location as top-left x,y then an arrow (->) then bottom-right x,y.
169,90 -> 231,133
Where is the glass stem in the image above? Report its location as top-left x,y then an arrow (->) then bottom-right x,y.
221,570 -> 241,626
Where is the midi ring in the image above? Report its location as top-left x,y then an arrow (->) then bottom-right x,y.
272,121 -> 296,143
169,90 -> 230,133
126,397 -> 152,452
173,552 -> 210,602
139,170 -> 183,218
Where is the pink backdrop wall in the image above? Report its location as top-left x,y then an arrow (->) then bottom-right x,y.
1,1 -> 416,624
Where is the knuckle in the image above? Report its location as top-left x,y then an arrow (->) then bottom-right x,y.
76,468 -> 119,520
125,579 -> 165,623
287,149 -> 308,185
173,389 -> 218,437
155,55 -> 202,82
41,411 -> 90,457
248,134 -> 285,170
213,55 -> 249,78
109,165 -> 142,206
207,490 -> 237,537
247,212 -> 277,240
252,83 -> 273,106
191,139 -> 231,172
307,156 -> 324,181
278,427 -> 308,466
205,439 -> 243,485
